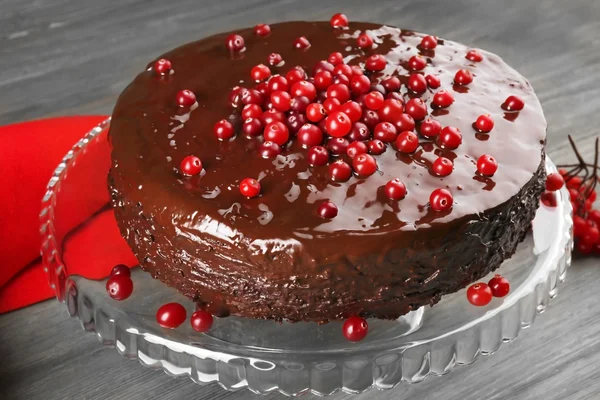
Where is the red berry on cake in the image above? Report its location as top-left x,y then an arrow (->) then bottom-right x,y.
180,155 -> 203,176
385,179 -> 407,200
318,201 -> 339,219
293,36 -> 311,49
454,69 -> 473,85
254,23 -> 271,37
396,131 -> 419,153
226,34 -> 245,52
106,275 -> 133,301
432,157 -> 453,177
110,264 -> 131,277
356,33 -> 374,48
420,35 -> 438,50
240,178 -> 261,198
408,73 -> 427,93
307,146 -> 329,166
365,91 -> 385,110
474,114 -> 494,133
353,154 -> 378,177
267,52 -> 283,66
213,119 -> 234,140
365,54 -> 387,71
420,118 -> 442,138
190,310 -> 214,333
264,121 -> 290,145
346,141 -> 368,159
466,283 -> 493,306
156,303 -> 187,329
328,160 -> 352,182
405,98 -> 428,120
297,124 -> 324,147
425,74 -> 441,89
330,13 -> 349,28
325,111 -> 352,137
368,139 -> 386,155
259,141 -> 282,159
466,49 -> 483,62
251,64 -> 271,82
545,173 -> 565,191
408,55 -> 427,71
381,76 -> 401,92
432,90 -> 454,108
477,154 -> 498,176
342,316 -> 368,342
373,122 -> 398,142
429,188 -> 453,211
488,275 -> 510,298
176,90 -> 196,107
270,91 -> 292,111
502,95 -> 525,111
437,126 -> 462,149
153,58 -> 172,75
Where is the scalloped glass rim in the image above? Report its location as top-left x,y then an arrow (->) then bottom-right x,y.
40,118 -> 574,397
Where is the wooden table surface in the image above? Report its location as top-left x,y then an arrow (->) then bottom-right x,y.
1,0 -> 599,399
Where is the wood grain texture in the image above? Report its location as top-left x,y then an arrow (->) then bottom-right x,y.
1,0 -> 599,399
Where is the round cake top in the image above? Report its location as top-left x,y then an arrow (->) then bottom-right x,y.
109,20 -> 546,248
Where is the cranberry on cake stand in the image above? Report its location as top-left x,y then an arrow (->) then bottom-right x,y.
40,118 -> 572,396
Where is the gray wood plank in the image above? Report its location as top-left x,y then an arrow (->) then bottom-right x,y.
1,0 -> 599,399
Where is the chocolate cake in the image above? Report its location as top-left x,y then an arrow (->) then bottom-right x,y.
108,19 -> 547,323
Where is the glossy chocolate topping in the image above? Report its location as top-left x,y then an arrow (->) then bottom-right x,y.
108,21 -> 547,322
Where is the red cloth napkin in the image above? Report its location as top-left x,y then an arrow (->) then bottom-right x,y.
0,116 -> 137,313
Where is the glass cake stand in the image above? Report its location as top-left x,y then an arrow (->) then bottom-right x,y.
40,118 -> 573,397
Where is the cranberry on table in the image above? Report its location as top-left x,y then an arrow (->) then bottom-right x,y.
330,13 -> 349,28
290,81 -> 317,101
348,122 -> 370,142
393,113 -> 415,133
226,34 -> 245,52
466,49 -> 483,62
297,124 -> 323,147
438,126 -> 462,149
420,118 -> 442,138
156,303 -> 187,329
475,114 -> 494,133
502,95 -> 525,111
328,160 -> 352,182
213,119 -> 234,140
333,73 -> 350,86
488,275 -> 510,298
425,74 -> 441,88
377,99 -> 404,123
267,52 -> 283,66
251,64 -> 271,82
270,91 -> 292,111
268,75 -> 289,92
180,155 -> 203,176
346,141 -> 368,159
327,137 -> 350,155
285,111 -> 307,133
328,51 -> 344,65
306,103 -> 327,122
307,146 -> 329,166
286,67 -> 307,84
342,316 -> 368,342
176,90 -> 196,107
190,310 -> 214,333
240,88 -> 263,105
546,173 -> 565,191
408,55 -> 427,71
361,109 -> 380,130
454,69 -> 473,85
368,139 -> 386,155
405,98 -> 428,120
333,64 -> 353,79
356,33 -> 373,48
353,154 -> 378,177
110,264 -> 131,277
106,275 -> 133,301
241,104 -> 262,120
264,121 -> 290,145
407,73 -> 427,93
385,178 -> 407,200
396,131 -> 419,153
314,70 -> 333,90
432,157 -> 453,177
381,76 -> 401,92
153,58 -> 172,75
350,75 -> 371,95
239,178 -> 261,198
325,111 -> 352,137
432,90 -> 454,108
429,188 -> 453,211
327,83 -> 351,103
318,201 -> 339,219
365,91 -> 385,110
420,35 -> 438,49
477,154 -> 498,176
373,122 -> 398,142
339,101 -> 363,122
242,118 -> 263,137
466,283 -> 493,306
259,141 -> 282,158
293,36 -> 311,49
290,96 -> 310,113
365,54 -> 387,71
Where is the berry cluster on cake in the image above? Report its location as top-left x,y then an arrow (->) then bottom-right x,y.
108,15 -> 547,323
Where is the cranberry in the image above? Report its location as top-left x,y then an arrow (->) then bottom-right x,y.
368,139 -> 386,155
541,191 -> 557,208
312,60 -> 334,76
256,81 -> 270,96
353,154 -> 378,176
226,34 -> 245,52
267,75 -> 288,93
350,65 -> 363,76
348,122 -> 370,142
333,73 -> 350,86
475,114 -> 494,133
466,49 -> 483,62
333,64 -> 353,79
466,283 -> 493,306
405,98 -> 428,120
395,131 -> 419,153
477,154 -> 498,176
156,303 -> 187,329
420,35 -> 438,49
438,126 -> 462,149
328,160 -> 352,181
264,121 -> 289,145
180,155 -> 203,176
432,156 -> 453,177
297,124 -> 324,147
154,58 -> 172,75
386,92 -> 404,102
324,98 -> 342,114
425,74 -> 441,89
267,52 -> 283,66
242,118 -> 263,137
106,275 -> 133,301
307,146 -> 329,166
545,173 -> 565,191
361,109 -> 380,130
229,86 -> 243,107
325,111 -> 352,137
432,90 -> 454,108
285,111 -> 307,133
305,103 -> 325,122
253,23 -> 271,37
503,95 -> 525,111
259,141 -> 282,158
270,91 -> 292,111
176,90 -> 196,107
407,74 -> 427,93
293,36 -> 311,49
291,81 -> 317,101
314,70 -> 333,90
240,88 -> 263,105
393,113 -> 415,133
488,274 -> 510,298
377,99 -> 404,123
373,122 -> 398,142
365,55 -> 387,71
242,104 -> 263,120
385,179 -> 407,200
251,64 -> 271,82
328,52 -> 344,65
261,109 -> 285,125
346,141 -> 368,158
240,178 -> 261,198
110,264 -> 131,277
350,75 -> 371,95
454,69 -> 473,85
327,137 -> 350,155
581,221 -> 600,245
330,13 -> 349,28
213,119 -> 235,140
357,33 -> 374,49
365,91 -> 385,110
420,118 -> 442,138
342,316 -> 368,342
286,67 -> 307,84
327,83 -> 351,103
314,201 -> 339,222
381,76 -> 401,92
190,310 -> 214,333
340,101 -> 363,122
429,188 -> 453,211
408,55 -> 427,71
290,96 -> 310,113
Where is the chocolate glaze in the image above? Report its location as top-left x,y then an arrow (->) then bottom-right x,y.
108,21 -> 547,322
